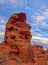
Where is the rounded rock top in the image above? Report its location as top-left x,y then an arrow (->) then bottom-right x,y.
9,13 -> 26,23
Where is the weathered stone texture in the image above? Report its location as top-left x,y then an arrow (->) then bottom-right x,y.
0,13 -> 48,65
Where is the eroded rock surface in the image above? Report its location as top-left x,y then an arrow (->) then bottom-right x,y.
0,13 -> 48,65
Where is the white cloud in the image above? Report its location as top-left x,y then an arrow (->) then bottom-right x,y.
0,20 -> 4,23
41,22 -> 48,26
31,36 -> 48,45
43,9 -> 48,19
0,15 -> 7,24
0,25 -> 5,31
32,15 -> 44,23
31,6 -> 48,26
0,0 -> 24,6
0,15 -> 6,42
0,31 -> 4,38
31,26 -> 46,35
0,31 -> 4,43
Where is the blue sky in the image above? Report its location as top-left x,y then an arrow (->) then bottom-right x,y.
0,0 -> 48,49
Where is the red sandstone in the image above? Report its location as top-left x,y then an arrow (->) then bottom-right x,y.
0,13 -> 48,65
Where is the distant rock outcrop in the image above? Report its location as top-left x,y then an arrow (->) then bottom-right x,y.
0,13 -> 48,65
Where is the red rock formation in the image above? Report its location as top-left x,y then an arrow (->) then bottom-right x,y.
0,13 -> 48,65
4,13 -> 33,62
31,45 -> 48,65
